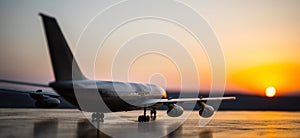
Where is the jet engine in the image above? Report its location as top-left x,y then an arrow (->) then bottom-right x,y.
167,104 -> 184,117
30,90 -> 61,108
34,96 -> 61,108
199,103 -> 214,118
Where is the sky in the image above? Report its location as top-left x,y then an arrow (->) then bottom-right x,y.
0,0 -> 299,96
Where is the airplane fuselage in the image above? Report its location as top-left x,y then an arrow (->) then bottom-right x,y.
49,80 -> 166,112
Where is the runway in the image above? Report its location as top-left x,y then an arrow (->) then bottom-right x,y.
0,109 -> 299,138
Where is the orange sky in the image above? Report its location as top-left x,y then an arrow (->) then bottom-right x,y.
0,1 -> 299,96
229,63 -> 300,96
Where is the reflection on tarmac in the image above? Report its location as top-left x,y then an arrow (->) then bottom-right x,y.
199,129 -> 213,138
31,118 -> 193,138
32,118 -> 213,138
33,118 -> 111,138
31,118 -> 211,138
34,119 -> 58,138
165,125 -> 183,138
77,119 -> 111,138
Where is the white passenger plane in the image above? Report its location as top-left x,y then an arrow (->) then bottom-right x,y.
0,13 -> 235,122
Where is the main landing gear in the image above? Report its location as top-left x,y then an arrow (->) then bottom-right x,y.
92,112 -> 104,122
138,107 -> 157,122
138,107 -> 150,122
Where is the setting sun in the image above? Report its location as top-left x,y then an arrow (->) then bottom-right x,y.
265,86 -> 276,97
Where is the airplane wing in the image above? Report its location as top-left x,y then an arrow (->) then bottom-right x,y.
142,96 -> 236,105
0,88 -> 60,98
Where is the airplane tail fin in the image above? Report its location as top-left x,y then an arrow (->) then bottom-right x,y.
39,13 -> 86,81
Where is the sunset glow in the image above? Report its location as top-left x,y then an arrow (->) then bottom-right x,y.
230,63 -> 300,95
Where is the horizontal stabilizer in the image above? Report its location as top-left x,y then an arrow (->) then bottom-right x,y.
0,79 -> 49,87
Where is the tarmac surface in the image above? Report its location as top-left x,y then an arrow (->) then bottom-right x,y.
0,109 -> 299,138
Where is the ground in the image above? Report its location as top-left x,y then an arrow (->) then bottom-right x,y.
0,109 -> 299,138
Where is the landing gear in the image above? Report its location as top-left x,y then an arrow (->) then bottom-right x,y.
138,107 -> 150,122
92,112 -> 104,122
150,108 -> 157,120
138,115 -> 150,122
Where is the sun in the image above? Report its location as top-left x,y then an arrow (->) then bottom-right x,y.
265,86 -> 276,97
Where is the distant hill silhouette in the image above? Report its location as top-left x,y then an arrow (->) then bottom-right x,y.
0,89 -> 299,111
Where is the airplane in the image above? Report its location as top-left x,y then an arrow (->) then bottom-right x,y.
0,13 -> 236,122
